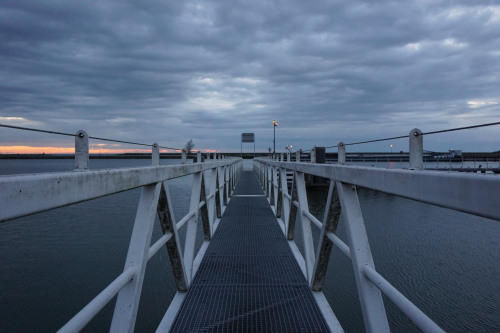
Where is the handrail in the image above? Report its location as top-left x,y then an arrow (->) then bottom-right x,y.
323,225 -> 444,332
290,200 -> 323,229
0,157 -> 243,332
302,208 -> 323,229
148,232 -> 173,260
326,232 -> 350,259
176,210 -> 197,230
363,266 -> 445,333
0,124 -> 243,332
58,267 -> 137,333
253,153 -> 500,332
0,160 -> 237,223
258,160 -> 500,221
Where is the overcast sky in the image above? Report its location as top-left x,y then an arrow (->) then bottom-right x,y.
1,0 -> 499,153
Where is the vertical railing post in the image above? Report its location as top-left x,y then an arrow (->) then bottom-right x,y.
228,164 -> 232,196
229,165 -> 233,195
265,163 -> 269,196
216,167 -> 223,217
267,165 -> 272,199
223,166 -> 228,205
409,128 -> 423,169
233,162 -> 237,190
280,168 -> 290,234
229,164 -> 233,193
296,150 -> 301,162
261,163 -> 265,193
233,163 -> 237,191
111,183 -> 162,332
272,167 -> 279,212
197,151 -> 202,163
226,165 -> 231,199
337,182 -> 390,332
262,163 -> 266,194
221,166 -> 227,207
295,172 -> 315,283
75,130 -> 89,171
276,168 -> 283,218
184,172 -> 204,283
152,143 -> 159,166
288,173 -> 298,240
338,142 -> 346,165
260,160 -> 265,185
237,161 -> 241,182
181,149 -> 187,164
269,166 -> 275,204
287,152 -> 290,162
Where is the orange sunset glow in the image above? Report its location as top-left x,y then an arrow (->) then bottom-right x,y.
0,146 -> 174,154
0,146 -> 219,154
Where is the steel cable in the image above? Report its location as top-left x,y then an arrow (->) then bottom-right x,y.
312,121 -> 500,151
0,123 -> 182,151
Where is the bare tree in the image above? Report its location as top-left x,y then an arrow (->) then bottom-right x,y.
185,139 -> 195,154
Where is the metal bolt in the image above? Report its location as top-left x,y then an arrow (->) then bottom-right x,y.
414,131 -> 419,136
78,132 -> 85,138
153,143 -> 158,147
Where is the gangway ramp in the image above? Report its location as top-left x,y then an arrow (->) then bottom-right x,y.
159,171 -> 342,332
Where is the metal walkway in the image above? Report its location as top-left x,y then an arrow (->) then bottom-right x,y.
168,171 -> 333,332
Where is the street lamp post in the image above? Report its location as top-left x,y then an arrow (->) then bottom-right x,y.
273,120 -> 278,156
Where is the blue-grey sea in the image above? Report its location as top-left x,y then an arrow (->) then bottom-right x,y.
0,159 -> 498,332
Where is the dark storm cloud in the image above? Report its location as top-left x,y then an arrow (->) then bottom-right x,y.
1,0 -> 499,151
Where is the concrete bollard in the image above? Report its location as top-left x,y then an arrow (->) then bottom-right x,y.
75,130 -> 89,171
338,142 -> 346,165
409,128 -> 423,169
181,150 -> 187,164
152,143 -> 159,166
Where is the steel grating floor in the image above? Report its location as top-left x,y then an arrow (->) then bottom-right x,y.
169,171 -> 331,332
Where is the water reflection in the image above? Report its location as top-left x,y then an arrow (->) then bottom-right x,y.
304,185 -> 500,332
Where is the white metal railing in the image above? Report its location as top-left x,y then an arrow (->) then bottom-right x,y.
0,131 -> 242,332
254,128 -> 500,333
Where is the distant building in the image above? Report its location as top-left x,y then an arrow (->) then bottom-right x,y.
434,149 -> 462,159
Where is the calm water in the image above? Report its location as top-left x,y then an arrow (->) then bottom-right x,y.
0,159 -> 499,332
